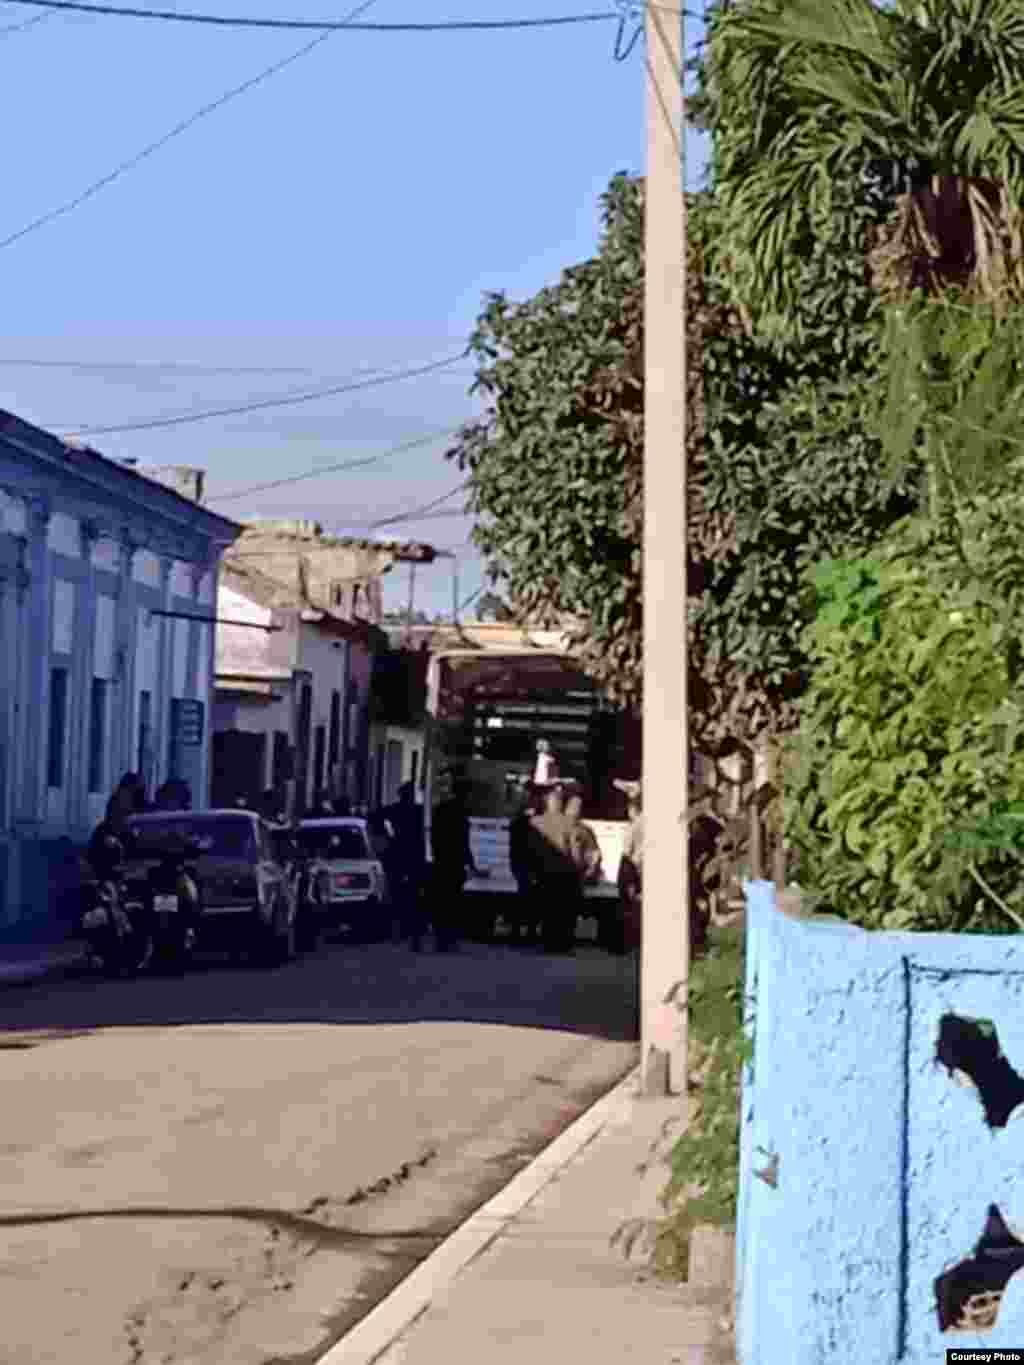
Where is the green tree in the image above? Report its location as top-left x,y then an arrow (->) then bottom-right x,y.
448,172 -> 920,760
709,0 -> 1024,337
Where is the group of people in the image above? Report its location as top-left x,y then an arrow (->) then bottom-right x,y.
86,772 -> 195,880
508,780 -> 603,953
380,777 -> 485,953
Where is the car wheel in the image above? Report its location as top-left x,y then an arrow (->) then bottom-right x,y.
296,907 -> 321,954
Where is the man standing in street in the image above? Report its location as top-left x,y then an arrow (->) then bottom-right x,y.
430,774 -> 487,952
383,781 -> 428,951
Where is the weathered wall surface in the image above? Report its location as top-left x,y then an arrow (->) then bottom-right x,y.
739,881 -> 1024,1364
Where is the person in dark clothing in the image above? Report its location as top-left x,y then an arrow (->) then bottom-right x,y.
430,778 -> 486,951
383,782 -> 428,950
508,785 -> 540,942
528,784 -> 578,953
154,778 -> 191,811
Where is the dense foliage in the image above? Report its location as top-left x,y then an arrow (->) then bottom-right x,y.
448,172 -> 921,755
709,0 -> 1024,332
784,492 -> 1024,933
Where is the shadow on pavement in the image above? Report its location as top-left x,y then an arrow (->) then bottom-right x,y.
0,937 -> 640,1044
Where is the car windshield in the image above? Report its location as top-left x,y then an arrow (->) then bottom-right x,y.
297,826 -> 369,860
126,816 -> 257,860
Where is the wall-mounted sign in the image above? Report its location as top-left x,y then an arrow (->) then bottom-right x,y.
174,699 -> 205,748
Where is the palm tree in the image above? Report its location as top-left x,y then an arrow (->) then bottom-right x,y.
710,0 -> 1024,320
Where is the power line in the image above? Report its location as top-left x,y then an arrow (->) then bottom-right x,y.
0,356 -> 320,376
55,349 -> 470,436
0,6 -> 50,31
205,426 -> 463,502
368,481 -> 469,529
9,1 -> 620,31
0,0 -> 381,253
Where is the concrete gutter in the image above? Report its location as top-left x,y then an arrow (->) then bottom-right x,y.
0,944 -> 84,988
316,1064 -> 643,1365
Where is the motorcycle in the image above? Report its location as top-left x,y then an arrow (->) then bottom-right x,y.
79,834 -> 154,976
146,836 -> 203,970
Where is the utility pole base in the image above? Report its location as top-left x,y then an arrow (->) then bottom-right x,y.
641,1047 -> 672,1098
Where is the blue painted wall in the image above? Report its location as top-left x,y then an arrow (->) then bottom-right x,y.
738,880 -> 1024,1364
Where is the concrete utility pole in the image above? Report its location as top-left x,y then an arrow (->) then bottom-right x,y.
641,0 -> 689,1097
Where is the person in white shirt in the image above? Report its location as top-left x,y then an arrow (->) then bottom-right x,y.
532,738 -> 558,787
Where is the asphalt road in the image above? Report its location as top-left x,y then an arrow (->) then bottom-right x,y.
0,928 -> 639,1365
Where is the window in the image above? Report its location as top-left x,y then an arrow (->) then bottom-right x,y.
47,668 -> 69,790
167,699 -> 183,781
314,724 -> 327,796
88,678 -> 108,794
137,689 -> 152,787
272,730 -> 292,787
328,689 -> 341,767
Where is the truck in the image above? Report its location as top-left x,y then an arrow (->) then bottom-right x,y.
421,635 -> 640,946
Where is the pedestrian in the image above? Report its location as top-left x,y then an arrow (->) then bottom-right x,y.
614,778 -> 643,951
532,737 -> 559,788
508,784 -> 538,942
528,783 -> 578,953
382,781 -> 428,950
430,775 -> 487,951
564,786 -> 602,888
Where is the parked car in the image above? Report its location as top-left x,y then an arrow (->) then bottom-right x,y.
296,818 -> 392,941
121,809 -> 299,965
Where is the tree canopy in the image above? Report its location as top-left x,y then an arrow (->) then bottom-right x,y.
447,169 -> 921,755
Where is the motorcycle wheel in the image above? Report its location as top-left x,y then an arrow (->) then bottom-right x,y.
101,924 -> 154,977
263,898 -> 297,967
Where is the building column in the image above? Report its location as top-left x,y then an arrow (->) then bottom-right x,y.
115,533 -> 140,781
151,556 -> 174,793
70,522 -> 100,833
185,561 -> 205,805
21,496 -> 52,827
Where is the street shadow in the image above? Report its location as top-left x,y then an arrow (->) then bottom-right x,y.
0,933 -> 640,1045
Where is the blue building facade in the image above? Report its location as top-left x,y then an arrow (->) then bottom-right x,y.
0,410 -> 241,942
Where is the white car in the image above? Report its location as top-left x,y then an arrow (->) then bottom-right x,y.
296,818 -> 392,941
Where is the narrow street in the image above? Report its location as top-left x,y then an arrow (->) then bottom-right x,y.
0,929 -> 638,1365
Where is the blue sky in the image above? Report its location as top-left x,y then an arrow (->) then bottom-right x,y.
0,0 -> 708,617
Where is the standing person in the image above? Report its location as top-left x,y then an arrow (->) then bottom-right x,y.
383,781 -> 428,951
614,779 -> 643,952
532,738 -> 559,788
430,775 -> 487,952
529,784 -> 578,953
564,786 -> 602,888
508,784 -> 538,943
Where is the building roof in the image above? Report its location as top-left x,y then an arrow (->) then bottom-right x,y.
384,620 -> 575,654
235,518 -> 450,564
220,560 -> 384,647
0,410 -> 241,560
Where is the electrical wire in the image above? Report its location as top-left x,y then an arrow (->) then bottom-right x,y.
8,1 -> 620,30
55,349 -> 470,436
0,0 -> 381,253
0,6 -> 50,31
205,426 -> 463,502
0,356 -> 320,376
367,481 -> 469,529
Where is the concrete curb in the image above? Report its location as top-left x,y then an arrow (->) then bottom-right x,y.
316,1063 -> 643,1365
0,947 -> 83,989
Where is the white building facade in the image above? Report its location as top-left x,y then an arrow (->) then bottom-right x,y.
213,565 -> 379,815
0,411 -> 240,939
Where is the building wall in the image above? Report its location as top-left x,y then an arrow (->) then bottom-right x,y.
0,471 -> 233,938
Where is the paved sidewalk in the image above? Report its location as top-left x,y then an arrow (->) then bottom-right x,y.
322,1069 -> 736,1365
0,940 -> 84,987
